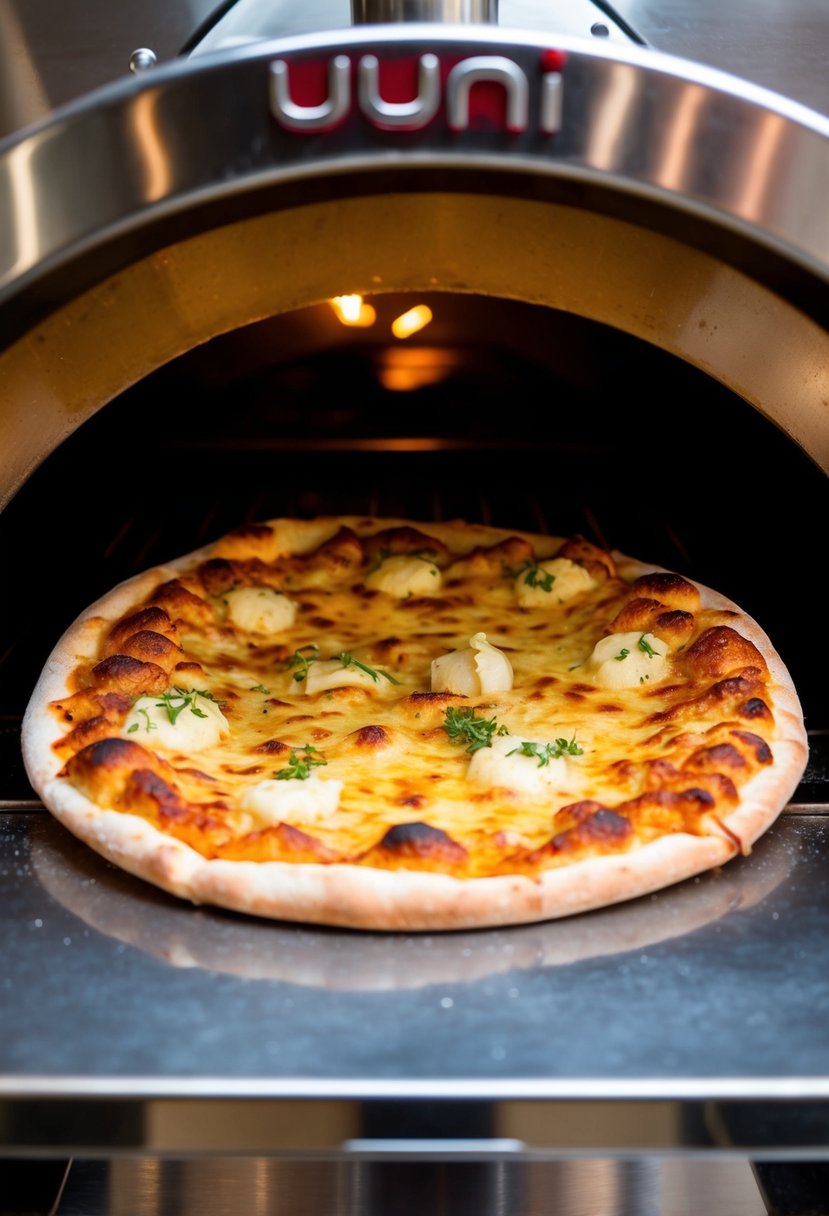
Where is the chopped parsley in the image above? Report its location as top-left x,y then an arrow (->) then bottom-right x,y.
614,648 -> 630,662
507,737 -> 584,766
250,683 -> 270,694
275,745 -> 327,781
288,644 -> 320,682
637,635 -> 659,658
337,652 -> 401,685
154,688 -> 225,725
506,559 -> 555,593
444,705 -> 508,753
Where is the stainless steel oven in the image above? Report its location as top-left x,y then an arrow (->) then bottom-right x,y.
1,2 -> 828,1213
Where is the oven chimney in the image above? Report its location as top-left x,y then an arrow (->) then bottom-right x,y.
352,0 -> 498,23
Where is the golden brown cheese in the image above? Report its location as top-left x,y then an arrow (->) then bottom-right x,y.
53,523 -> 780,876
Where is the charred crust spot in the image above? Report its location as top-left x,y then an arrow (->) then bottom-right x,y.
90,654 -> 169,696
364,526 -> 451,566
308,616 -> 336,629
542,807 -> 632,856
105,607 -> 176,653
558,534 -> 616,579
197,558 -> 239,596
397,794 -> 427,808
731,730 -> 773,764
218,822 -> 338,864
739,697 -> 773,722
118,631 -> 184,669
68,736 -> 156,772
123,769 -> 189,821
610,597 -> 664,631
373,820 -> 467,863
597,702 -> 623,713
150,580 -> 213,626
253,739 -> 289,754
681,626 -> 768,680
683,743 -> 748,774
350,724 -> 391,748
629,572 -> 701,612
313,526 -> 364,570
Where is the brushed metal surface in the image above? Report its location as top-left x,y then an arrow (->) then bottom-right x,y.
1,810 -> 828,1155
52,1156 -> 770,1215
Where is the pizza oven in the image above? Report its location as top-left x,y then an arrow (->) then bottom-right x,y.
1,1 -> 828,1214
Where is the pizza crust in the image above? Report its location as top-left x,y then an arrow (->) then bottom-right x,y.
21,517 -> 809,932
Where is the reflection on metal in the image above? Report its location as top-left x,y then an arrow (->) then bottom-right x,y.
54,1156 -> 775,1216
270,54 -> 352,129
129,48 -> 159,74
358,52 -> 441,127
330,294 -> 377,325
352,0 -> 498,23
445,54 -> 529,130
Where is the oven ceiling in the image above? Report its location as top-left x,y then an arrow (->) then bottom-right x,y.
1,0 -> 829,141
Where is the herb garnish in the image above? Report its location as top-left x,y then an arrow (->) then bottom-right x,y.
275,745 -> 328,781
637,635 -> 659,659
506,559 -> 555,593
507,737 -> 584,766
250,683 -> 271,694
614,648 -> 630,662
337,652 -> 401,685
444,706 -> 509,753
154,688 -> 225,725
127,706 -> 156,735
288,644 -> 320,682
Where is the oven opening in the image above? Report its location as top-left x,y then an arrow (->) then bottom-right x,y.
1,290 -> 825,802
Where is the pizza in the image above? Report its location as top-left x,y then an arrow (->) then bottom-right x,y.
21,515 -> 808,932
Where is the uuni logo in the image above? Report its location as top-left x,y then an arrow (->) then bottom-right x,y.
269,50 -> 566,134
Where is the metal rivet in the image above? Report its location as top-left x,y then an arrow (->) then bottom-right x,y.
128,48 -> 158,74
590,22 -> 610,37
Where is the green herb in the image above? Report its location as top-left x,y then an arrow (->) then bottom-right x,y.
337,652 -> 401,685
637,635 -> 659,659
506,559 -> 555,593
127,706 -> 156,735
288,644 -> 320,682
154,688 -> 225,726
250,684 -> 271,693
507,736 -> 584,766
614,648 -> 630,662
444,706 -> 508,753
275,745 -> 328,781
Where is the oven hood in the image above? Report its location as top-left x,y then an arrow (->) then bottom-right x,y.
1,19 -> 829,516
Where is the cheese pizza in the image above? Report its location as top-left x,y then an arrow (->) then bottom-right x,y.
21,515 -> 808,931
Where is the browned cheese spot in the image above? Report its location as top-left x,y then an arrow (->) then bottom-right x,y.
349,724 -> 392,749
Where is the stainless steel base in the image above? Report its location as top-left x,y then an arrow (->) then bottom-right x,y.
47,1156 -> 769,1216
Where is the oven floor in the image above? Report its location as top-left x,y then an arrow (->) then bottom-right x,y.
43,1156 -> 772,1216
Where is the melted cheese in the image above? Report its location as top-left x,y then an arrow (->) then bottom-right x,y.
224,587 -> 297,634
64,521 -> 781,878
365,555 -> 443,597
122,689 -> 230,751
240,774 -> 343,825
467,734 -> 583,795
583,631 -> 668,689
515,558 -> 596,607
303,658 -> 399,696
431,632 -> 514,695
